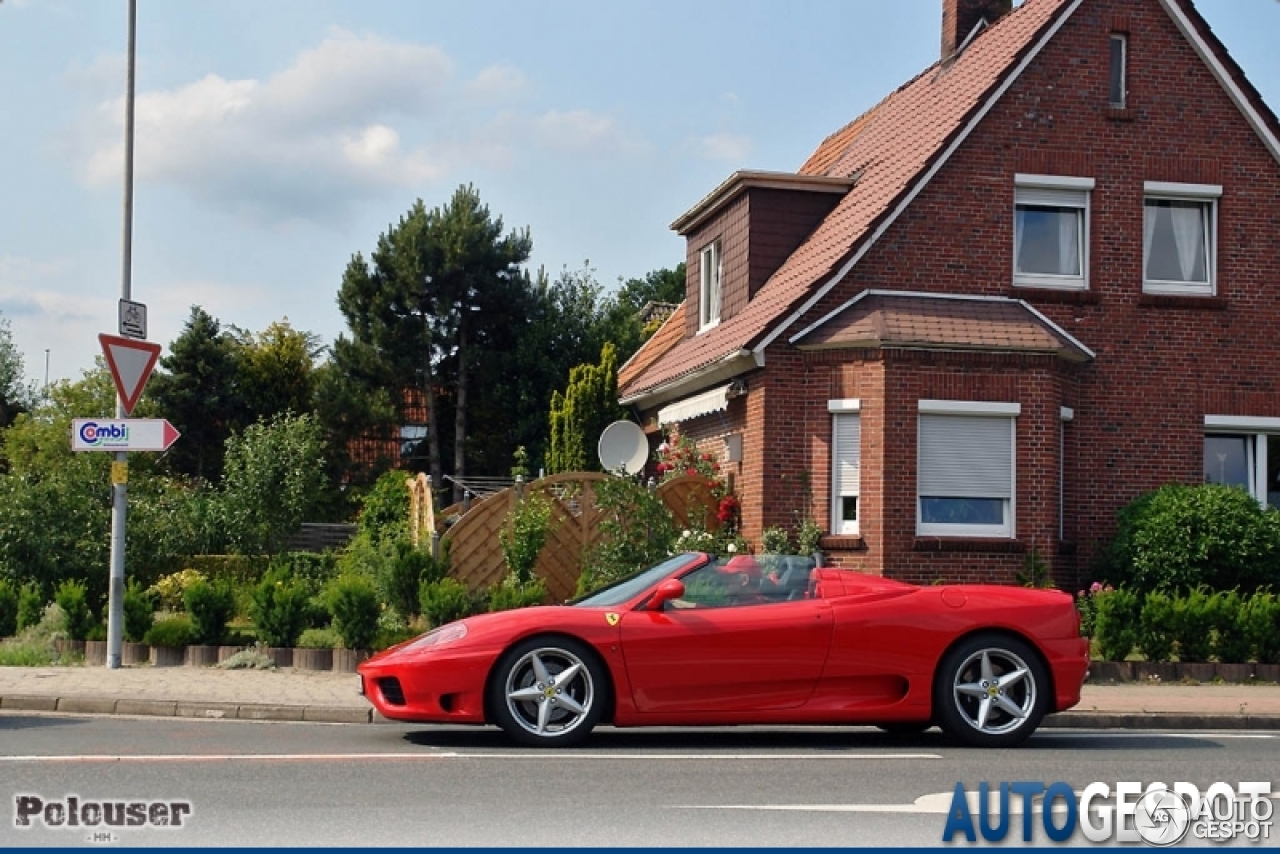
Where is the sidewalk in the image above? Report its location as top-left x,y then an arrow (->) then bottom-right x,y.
2,665 -> 1280,729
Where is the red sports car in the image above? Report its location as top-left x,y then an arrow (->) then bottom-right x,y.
358,552 -> 1088,748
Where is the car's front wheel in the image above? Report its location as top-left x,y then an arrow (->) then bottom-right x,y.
489,637 -> 605,748
934,633 -> 1048,748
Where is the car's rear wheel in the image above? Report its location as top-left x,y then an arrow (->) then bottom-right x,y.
934,633 -> 1048,748
489,637 -> 604,748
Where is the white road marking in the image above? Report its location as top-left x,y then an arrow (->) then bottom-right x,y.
1037,731 -> 1277,739
677,790 -> 1280,814
1,750 -> 940,763
0,752 -> 460,763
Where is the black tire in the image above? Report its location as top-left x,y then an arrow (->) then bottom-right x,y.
933,633 -> 1049,748
488,636 -> 605,748
876,722 -> 932,735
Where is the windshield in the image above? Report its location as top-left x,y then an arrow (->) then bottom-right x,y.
572,553 -> 705,607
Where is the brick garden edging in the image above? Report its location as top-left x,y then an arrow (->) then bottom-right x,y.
1087,661 -> 1280,684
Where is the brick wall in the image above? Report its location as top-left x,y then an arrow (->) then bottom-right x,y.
775,0 -> 1280,580
747,188 -> 843,301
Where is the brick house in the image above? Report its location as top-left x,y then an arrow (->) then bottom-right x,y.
616,0 -> 1280,587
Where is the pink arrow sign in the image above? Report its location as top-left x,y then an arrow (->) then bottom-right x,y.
71,419 -> 181,452
99,333 -> 161,416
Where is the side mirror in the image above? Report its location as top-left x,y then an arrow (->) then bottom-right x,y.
648,578 -> 685,611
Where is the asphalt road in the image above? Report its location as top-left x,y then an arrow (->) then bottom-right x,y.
1,713 -> 1277,848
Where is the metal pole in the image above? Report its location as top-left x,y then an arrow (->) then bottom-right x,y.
106,0 -> 137,670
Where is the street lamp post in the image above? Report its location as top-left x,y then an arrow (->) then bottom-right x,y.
105,0 -> 138,670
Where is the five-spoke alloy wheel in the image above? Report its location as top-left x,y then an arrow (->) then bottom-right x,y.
489,637 -> 605,747
934,633 -> 1048,747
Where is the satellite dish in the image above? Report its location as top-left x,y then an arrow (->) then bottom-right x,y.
598,420 -> 648,475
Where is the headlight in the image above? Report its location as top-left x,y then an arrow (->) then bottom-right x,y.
402,622 -> 468,652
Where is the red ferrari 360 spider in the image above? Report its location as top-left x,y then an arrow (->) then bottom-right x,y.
358,552 -> 1088,748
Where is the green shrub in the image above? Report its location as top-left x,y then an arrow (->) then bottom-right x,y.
183,578 -> 236,645
357,469 -> 412,541
382,541 -> 436,619
375,624 -> 418,650
578,477 -> 676,596
420,578 -> 474,628
123,580 -> 156,644
1094,587 -> 1140,661
0,640 -> 57,666
499,491 -> 555,585
488,576 -> 547,613
0,580 -> 17,638
1138,590 -> 1177,662
86,623 -> 107,642
1240,591 -> 1280,663
148,569 -> 209,612
1173,587 -> 1215,663
249,568 -> 311,648
297,627 -> 341,649
218,649 -> 274,670
325,574 -> 380,651
1105,484 -> 1280,594
1075,583 -> 1109,637
1209,589 -> 1251,663
761,526 -> 792,555
17,584 -> 44,631
144,616 -> 194,648
796,517 -> 823,557
54,580 -> 94,642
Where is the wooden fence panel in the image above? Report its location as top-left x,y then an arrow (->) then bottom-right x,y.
441,472 -> 718,602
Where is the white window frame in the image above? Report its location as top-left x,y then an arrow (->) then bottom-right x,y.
917,400 -> 1019,538
1205,415 -> 1280,508
698,240 -> 722,331
1142,181 -> 1221,296
1109,34 -> 1127,108
829,399 -> 861,536
1012,174 -> 1093,291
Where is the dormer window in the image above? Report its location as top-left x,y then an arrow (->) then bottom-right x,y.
699,240 -> 722,331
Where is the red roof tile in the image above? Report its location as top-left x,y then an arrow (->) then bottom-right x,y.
795,292 -> 1092,362
622,0 -> 1076,400
617,301 -> 687,392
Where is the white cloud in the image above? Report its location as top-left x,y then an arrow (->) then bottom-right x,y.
535,109 -> 631,154
71,29 -> 646,225
698,132 -> 752,162
76,30 -> 456,223
465,65 -> 529,101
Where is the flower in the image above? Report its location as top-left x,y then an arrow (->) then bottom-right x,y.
726,542 -> 737,553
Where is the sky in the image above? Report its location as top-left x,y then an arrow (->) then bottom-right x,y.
2,0 -> 1278,386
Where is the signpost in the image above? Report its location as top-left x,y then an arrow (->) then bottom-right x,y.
72,419 -> 180,453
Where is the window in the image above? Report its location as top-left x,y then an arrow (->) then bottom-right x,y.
399,423 -> 428,459
917,401 -> 1018,538
699,240 -> 722,330
1205,416 -> 1280,510
1143,181 -> 1220,296
830,400 -> 860,535
1013,175 -> 1092,290
1109,34 -> 1127,107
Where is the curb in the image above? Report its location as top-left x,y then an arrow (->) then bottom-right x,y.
5,694 -> 1280,731
1043,711 -> 1280,730
0,694 -> 374,724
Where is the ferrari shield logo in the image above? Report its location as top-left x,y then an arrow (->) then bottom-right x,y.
605,612 -> 620,626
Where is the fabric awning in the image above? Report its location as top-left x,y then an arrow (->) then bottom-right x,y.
657,384 -> 731,426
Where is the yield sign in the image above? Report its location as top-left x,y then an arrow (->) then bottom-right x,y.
99,333 -> 161,416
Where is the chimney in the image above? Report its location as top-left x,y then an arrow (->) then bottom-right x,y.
941,0 -> 1013,60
